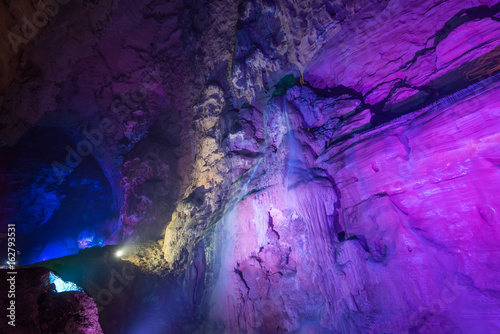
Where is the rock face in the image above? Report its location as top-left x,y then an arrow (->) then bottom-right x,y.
1,0 -> 500,333
0,267 -> 102,333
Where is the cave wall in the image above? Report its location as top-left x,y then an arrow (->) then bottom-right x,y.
1,0 -> 500,333
1,0 -> 231,263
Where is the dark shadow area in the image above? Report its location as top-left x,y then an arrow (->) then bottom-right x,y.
0,127 -> 115,265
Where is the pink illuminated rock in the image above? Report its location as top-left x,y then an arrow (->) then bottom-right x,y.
0,268 -> 103,333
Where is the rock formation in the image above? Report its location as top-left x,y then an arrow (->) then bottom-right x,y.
1,0 -> 500,333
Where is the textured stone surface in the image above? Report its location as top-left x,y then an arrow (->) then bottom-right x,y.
200,77 -> 500,333
1,0 -> 500,333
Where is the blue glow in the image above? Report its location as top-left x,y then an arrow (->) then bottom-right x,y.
78,229 -> 104,249
49,272 -> 83,293
37,239 -> 78,263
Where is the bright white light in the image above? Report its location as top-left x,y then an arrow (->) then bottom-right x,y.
49,272 -> 83,293
115,250 -> 124,257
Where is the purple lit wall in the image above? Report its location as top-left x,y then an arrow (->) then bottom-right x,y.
1,0 -> 500,333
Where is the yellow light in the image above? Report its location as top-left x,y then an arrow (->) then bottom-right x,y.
115,250 -> 123,257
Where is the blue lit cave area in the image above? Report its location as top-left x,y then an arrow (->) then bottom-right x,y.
1,126 -> 115,265
2,0 -> 500,333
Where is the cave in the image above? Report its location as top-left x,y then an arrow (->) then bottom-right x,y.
1,0 -> 500,333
